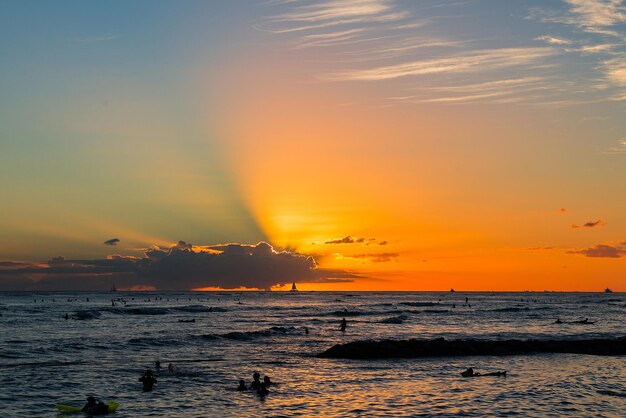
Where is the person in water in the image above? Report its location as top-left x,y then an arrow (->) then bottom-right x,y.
139,369 -> 157,392
168,363 -> 176,373
82,396 -> 109,415
461,367 -> 506,377
82,396 -> 96,412
155,361 -> 161,369
339,318 -> 347,332
250,372 -> 261,390
237,379 -> 247,391
257,382 -> 269,397
554,318 -> 563,324
263,376 -> 273,386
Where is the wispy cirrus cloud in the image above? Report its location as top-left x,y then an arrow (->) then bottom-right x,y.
530,0 -> 626,35
535,35 -> 572,45
258,0 -> 406,34
326,48 -> 555,81
262,1 -> 626,106
564,0 -> 626,31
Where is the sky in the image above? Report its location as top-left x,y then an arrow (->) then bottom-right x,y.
1,0 -> 625,292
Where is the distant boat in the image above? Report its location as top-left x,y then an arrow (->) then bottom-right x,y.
605,288 -> 613,293
450,288 -> 455,293
110,284 -> 117,292
290,282 -> 298,292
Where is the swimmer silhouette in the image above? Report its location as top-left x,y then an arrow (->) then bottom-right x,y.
139,370 -> 157,392
250,372 -> 261,390
339,318 -> 347,332
461,367 -> 506,377
257,382 -> 269,397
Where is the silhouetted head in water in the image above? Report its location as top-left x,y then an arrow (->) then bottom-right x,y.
237,379 -> 247,391
263,376 -> 272,385
253,372 -> 260,381
155,361 -> 161,369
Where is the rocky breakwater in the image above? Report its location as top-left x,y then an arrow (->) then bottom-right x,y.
317,337 -> 626,359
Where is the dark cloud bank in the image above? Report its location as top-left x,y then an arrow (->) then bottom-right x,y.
0,241 -> 360,291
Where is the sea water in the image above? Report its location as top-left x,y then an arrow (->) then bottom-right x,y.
1,291 -> 624,417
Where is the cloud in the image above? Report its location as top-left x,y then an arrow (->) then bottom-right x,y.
571,219 -> 606,228
536,35 -> 572,45
564,0 -> 626,29
567,242 -> 626,258
606,57 -> 626,85
350,252 -> 399,262
104,238 -> 120,246
531,1 -> 626,34
328,48 -> 555,81
0,241 -> 361,291
325,236 -> 367,244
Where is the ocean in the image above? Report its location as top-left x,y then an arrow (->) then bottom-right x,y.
1,291 -> 624,417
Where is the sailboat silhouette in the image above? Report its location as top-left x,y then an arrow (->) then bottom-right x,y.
290,282 -> 298,292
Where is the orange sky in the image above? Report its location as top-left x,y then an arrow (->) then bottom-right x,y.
1,1 -> 625,291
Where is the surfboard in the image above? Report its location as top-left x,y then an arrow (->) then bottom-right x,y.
55,401 -> 119,414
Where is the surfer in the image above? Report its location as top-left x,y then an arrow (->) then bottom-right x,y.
139,370 -> 157,392
237,379 -> 247,391
339,318 -> 347,332
554,318 -> 563,324
251,372 -> 261,390
82,396 -> 109,415
461,368 -> 506,377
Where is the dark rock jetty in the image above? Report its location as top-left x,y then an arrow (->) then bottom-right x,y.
317,337 -> 626,359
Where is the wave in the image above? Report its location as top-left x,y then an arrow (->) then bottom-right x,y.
127,337 -> 186,347
220,326 -> 301,341
597,389 -> 626,398
73,310 -> 102,320
192,326 -> 304,342
0,360 -> 86,368
399,302 -> 441,307
72,304 -> 227,319
172,305 -> 226,313
381,315 -> 408,324
318,337 -> 626,359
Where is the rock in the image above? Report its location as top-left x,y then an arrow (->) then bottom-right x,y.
317,337 -> 626,359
